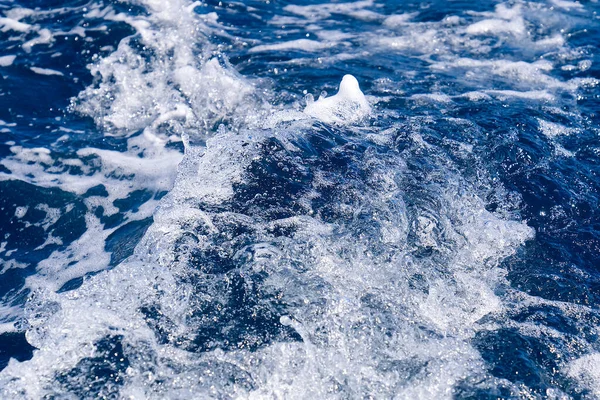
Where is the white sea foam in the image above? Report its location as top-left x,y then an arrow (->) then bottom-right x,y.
433,58 -> 560,89
284,1 -> 377,22
304,74 -> 371,124
365,0 -> 595,106
466,4 -> 526,36
0,17 -> 31,33
0,116 -> 536,398
538,119 -> 578,138
0,55 -> 16,67
14,206 -> 28,219
382,13 -> 418,27
249,39 -> 333,53
483,90 -> 556,101
73,21 -> 260,135
567,353 -> 600,397
30,67 -> 63,76
22,28 -> 53,53
410,93 -> 453,103
550,0 -> 584,10
0,0 -> 266,300
0,0 -> 595,397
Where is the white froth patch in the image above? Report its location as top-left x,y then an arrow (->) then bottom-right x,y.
313,29 -> 354,41
436,58 -> 557,88
1,135 -> 182,291
30,67 -> 63,76
537,119 -> 578,138
410,93 -> 453,103
567,353 -> 600,397
0,17 -> 31,33
464,4 -> 526,36
74,3 -> 261,135
534,34 -> 565,48
31,214 -> 112,291
0,120 -> 537,399
9,146 -> 53,165
304,74 -> 371,124
578,60 -> 592,71
22,28 -> 53,53
35,204 -> 62,231
249,39 -> 332,53
460,91 -> 492,101
466,17 -> 525,36
14,206 -> 28,219
34,233 -> 64,251
553,143 -> 574,157
550,0 -> 584,10
0,259 -> 29,275
485,90 -> 555,101
374,29 -> 439,52
383,13 -> 418,27
284,1 -> 377,22
0,55 -> 16,67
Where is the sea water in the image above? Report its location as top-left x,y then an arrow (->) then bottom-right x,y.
0,0 -> 599,398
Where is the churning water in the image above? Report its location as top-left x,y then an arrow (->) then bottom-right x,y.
0,0 -> 599,398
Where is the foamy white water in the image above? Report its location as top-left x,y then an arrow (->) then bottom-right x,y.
1,0 -> 599,398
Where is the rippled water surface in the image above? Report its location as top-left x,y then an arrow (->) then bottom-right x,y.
0,0 -> 600,398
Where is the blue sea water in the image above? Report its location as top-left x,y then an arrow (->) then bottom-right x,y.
0,0 -> 599,398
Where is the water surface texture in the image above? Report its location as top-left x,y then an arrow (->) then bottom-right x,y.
1,0 -> 600,398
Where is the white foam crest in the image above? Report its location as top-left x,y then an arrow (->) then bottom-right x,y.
0,6 -> 79,52
1,136 -> 181,198
566,353 -> 600,397
0,131 -> 182,295
466,4 -> 526,36
430,56 -> 599,98
0,16 -> 31,33
550,0 -> 584,10
433,58 -> 563,89
382,13 -> 418,27
0,55 -> 16,67
366,1 -> 594,101
0,112 -> 535,398
370,3 -> 533,57
4,0 -> 588,395
284,1 -> 379,22
1,0 -> 270,298
482,90 -> 555,101
249,39 -> 334,53
73,0 -> 264,138
538,119 -> 578,138
410,93 -> 453,103
29,66 -> 63,76
304,75 -> 371,124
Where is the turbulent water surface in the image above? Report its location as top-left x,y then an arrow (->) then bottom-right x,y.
0,0 -> 600,398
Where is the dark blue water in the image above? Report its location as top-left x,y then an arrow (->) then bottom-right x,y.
1,0 -> 600,398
